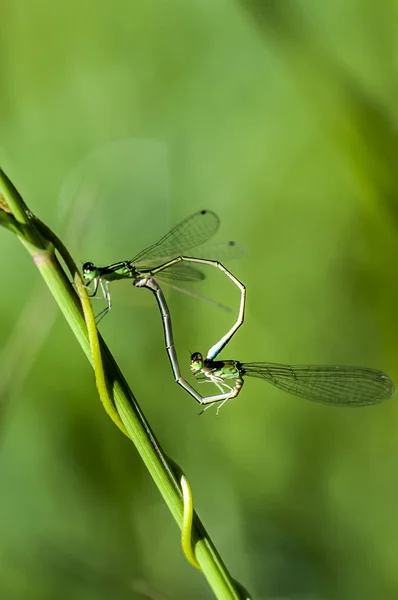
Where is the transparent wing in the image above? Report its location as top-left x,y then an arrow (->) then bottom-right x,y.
241,363 -> 395,406
192,240 -> 246,262
130,209 -> 220,264
155,263 -> 205,282
133,239 -> 245,281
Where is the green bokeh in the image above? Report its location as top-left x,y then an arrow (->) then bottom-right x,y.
1,1 -> 398,598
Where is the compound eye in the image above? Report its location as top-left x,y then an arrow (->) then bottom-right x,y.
82,262 -> 95,274
190,352 -> 204,370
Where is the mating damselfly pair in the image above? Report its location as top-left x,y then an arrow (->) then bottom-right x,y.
83,210 -> 395,412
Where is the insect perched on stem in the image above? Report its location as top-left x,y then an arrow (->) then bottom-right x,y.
82,209 -> 246,360
189,352 -> 396,414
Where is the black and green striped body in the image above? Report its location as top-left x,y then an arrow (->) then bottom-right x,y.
190,352 -> 244,400
82,260 -> 142,284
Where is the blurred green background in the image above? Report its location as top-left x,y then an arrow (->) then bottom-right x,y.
2,1 -> 398,598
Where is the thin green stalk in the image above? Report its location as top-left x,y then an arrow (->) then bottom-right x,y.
0,168 -> 250,600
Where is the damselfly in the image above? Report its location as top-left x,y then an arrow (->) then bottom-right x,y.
189,352 -> 395,414
83,210 -> 246,360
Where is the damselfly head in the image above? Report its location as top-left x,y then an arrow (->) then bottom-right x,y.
82,262 -> 98,282
190,352 -> 204,373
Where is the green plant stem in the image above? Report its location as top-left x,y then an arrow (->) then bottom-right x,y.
0,168 -> 250,600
